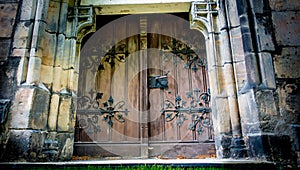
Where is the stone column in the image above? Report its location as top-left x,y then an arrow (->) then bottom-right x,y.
219,0 -> 246,158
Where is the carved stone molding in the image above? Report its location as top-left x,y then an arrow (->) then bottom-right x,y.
190,1 -> 218,35
68,5 -> 95,42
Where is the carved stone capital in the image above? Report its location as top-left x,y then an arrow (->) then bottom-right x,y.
68,5 -> 96,42
190,1 -> 218,36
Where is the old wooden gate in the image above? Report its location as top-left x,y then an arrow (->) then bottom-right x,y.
74,14 -> 215,159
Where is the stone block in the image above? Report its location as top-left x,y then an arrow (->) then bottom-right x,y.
238,89 -> 261,134
40,64 -> 53,88
233,61 -> 247,91
13,21 -> 33,49
250,0 -> 264,14
41,31 -> 57,66
4,129 -> 46,161
276,79 -> 300,124
269,0 -> 300,11
214,133 -> 231,158
246,134 -> 296,163
35,0 -> 49,21
227,0 -> 240,28
48,94 -> 60,131
16,56 -> 28,85
52,66 -> 62,92
258,52 -> 276,88
26,56 -> 41,85
59,2 -> 68,34
245,53 -> 260,85
255,18 -> 275,52
208,66 -> 226,95
272,11 -> 300,46
30,21 -> 47,54
63,38 -> 77,70
46,0 -> 61,32
54,34 -> 65,67
0,3 -> 18,38
0,39 -> 11,61
219,30 -> 232,64
230,27 -> 245,60
20,0 -> 37,20
214,97 -> 231,133
274,47 -> 300,78
12,48 -> 28,57
255,90 -> 278,132
10,87 -> 50,130
57,133 -> 74,160
0,57 -> 20,99
60,69 -> 70,90
57,95 -> 73,132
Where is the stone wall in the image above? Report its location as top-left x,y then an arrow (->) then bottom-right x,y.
270,0 -> 300,165
0,0 -> 20,161
230,0 -> 300,165
0,0 -> 77,161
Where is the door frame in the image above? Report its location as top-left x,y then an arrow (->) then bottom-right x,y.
73,1 -> 243,159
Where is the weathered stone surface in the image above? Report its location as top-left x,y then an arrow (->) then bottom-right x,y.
230,27 -> 246,61
20,0 -> 37,20
269,0 -> 300,11
0,3 -> 18,38
276,79 -> 300,129
52,66 -> 62,92
26,57 -> 41,85
255,90 -> 278,132
63,38 -> 77,69
13,21 -> 33,49
12,48 -> 28,57
255,17 -> 275,52
274,47 -> 300,78
3,130 -> 46,161
258,52 -> 276,88
0,39 -> 11,61
59,2 -> 68,34
247,134 -> 295,163
60,69 -> 70,90
40,64 -> 53,88
213,97 -> 231,133
10,87 -> 49,130
41,32 -> 57,66
214,133 -> 231,158
250,0 -> 264,14
46,0 -> 61,32
57,95 -> 73,132
15,56 -> 28,85
233,61 -> 247,91
226,0 -> 240,28
0,57 -> 20,99
57,133 -> 74,160
48,94 -> 60,131
245,52 -> 260,85
54,34 -> 65,67
238,89 -> 261,134
272,11 -> 300,46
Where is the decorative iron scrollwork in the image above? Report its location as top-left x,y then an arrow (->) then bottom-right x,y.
98,96 -> 129,127
161,89 -> 212,135
78,114 -> 101,135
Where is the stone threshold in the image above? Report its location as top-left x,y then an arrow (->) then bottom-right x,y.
0,159 -> 278,169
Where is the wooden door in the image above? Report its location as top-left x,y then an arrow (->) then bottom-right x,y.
74,14 -> 215,159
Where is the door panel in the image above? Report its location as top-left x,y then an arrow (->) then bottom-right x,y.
74,13 -> 215,159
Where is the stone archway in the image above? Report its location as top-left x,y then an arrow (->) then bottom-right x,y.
72,0 -> 244,159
